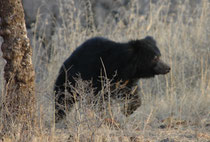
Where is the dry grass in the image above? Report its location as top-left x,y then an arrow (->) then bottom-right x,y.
0,0 -> 210,141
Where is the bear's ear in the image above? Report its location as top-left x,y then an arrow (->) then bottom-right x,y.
144,36 -> 156,45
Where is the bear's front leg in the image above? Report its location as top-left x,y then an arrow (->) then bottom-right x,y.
122,86 -> 141,116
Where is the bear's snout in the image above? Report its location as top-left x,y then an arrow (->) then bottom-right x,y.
153,59 -> 170,74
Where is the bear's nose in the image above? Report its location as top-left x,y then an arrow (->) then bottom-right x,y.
165,66 -> 170,73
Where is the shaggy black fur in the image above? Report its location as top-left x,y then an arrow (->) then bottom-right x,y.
54,36 -> 170,121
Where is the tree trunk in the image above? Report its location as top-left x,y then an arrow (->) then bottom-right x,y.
0,0 -> 36,138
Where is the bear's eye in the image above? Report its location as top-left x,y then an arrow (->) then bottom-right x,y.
153,56 -> 159,62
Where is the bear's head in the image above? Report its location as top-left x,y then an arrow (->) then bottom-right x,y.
129,36 -> 170,78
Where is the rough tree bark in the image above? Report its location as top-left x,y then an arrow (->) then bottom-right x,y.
0,0 -> 36,137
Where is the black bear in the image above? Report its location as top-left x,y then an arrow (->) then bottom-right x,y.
54,36 -> 170,121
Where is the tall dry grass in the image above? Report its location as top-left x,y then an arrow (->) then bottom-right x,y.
0,0 -> 210,141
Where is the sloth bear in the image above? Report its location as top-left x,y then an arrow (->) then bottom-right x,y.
54,36 -> 170,121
